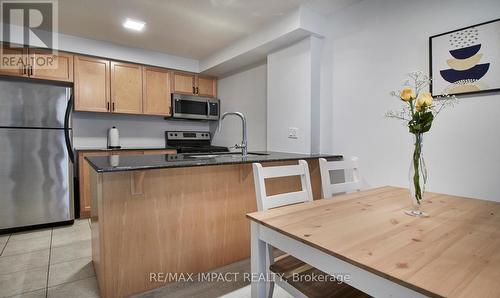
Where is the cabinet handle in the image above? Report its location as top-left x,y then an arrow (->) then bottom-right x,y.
22,65 -> 27,75
196,87 -> 199,95
107,102 -> 110,111
29,65 -> 33,76
192,87 -> 196,94
112,102 -> 115,111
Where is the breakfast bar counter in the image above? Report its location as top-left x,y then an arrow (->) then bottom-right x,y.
86,152 -> 341,297
86,151 -> 341,172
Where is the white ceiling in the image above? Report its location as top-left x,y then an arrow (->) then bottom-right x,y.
58,0 -> 357,60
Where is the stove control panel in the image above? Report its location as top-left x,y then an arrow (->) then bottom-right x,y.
166,131 -> 211,140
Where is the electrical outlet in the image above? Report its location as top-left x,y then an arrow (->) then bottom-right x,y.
288,127 -> 298,139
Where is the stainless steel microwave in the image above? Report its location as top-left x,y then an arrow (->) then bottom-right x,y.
171,94 -> 220,121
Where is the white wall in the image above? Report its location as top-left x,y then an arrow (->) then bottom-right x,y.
267,37 -> 317,154
211,63 -> 267,151
200,6 -> 326,76
310,36 -> 323,154
57,32 -> 198,72
72,113 -> 207,149
325,0 -> 500,201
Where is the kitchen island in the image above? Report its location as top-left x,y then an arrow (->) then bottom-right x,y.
86,152 -> 341,298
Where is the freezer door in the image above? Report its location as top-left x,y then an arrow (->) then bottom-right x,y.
0,80 -> 70,128
0,128 -> 73,229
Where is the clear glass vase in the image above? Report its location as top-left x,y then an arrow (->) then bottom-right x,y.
405,133 -> 429,217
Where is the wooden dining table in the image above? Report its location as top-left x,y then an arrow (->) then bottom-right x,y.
246,186 -> 500,298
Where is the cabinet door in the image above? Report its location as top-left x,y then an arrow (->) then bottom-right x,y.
78,151 -> 109,218
74,55 -> 110,112
111,61 -> 143,114
29,49 -> 74,82
143,67 -> 171,116
0,43 -> 28,77
197,76 -> 217,97
172,71 -> 196,95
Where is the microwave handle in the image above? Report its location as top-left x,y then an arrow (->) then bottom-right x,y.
207,100 -> 210,117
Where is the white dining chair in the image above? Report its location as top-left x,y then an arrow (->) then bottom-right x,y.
319,157 -> 361,199
252,160 -> 366,298
253,160 -> 313,211
252,160 -> 313,298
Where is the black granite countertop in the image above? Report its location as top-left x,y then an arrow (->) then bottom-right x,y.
85,151 -> 342,173
75,146 -> 177,152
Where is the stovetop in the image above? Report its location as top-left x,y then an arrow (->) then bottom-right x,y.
165,131 -> 229,154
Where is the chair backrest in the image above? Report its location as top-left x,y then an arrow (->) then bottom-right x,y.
252,160 -> 313,211
319,157 -> 361,198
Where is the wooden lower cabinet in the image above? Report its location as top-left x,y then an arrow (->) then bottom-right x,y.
78,151 -> 109,218
78,149 -> 176,218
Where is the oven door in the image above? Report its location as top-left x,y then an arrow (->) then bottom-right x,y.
172,94 -> 219,120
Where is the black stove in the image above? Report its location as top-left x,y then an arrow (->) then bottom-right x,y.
165,131 -> 229,154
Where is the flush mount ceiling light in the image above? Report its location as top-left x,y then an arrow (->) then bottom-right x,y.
123,18 -> 145,32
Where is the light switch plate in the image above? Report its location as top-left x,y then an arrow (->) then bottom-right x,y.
288,127 -> 298,139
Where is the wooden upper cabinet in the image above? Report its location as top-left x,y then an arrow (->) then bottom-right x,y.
0,43 -> 28,77
0,44 -> 74,82
110,61 -> 143,114
74,55 -> 111,112
172,71 -> 196,95
143,67 -> 171,116
197,76 -> 217,97
171,71 -> 217,97
29,49 -> 74,82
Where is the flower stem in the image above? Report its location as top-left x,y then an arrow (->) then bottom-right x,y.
413,133 -> 422,204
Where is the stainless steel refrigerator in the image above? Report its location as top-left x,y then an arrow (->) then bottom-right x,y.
0,79 -> 74,232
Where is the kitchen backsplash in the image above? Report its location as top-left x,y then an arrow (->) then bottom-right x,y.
72,112 -> 209,148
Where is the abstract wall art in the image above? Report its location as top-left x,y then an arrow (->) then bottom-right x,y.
430,19 -> 500,96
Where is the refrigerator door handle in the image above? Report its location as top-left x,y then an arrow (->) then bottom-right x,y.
64,92 -> 74,163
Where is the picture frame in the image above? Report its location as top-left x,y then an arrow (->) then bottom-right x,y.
429,18 -> 500,97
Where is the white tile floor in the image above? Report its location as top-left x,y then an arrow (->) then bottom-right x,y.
0,219 -> 98,298
1,220 -> 290,298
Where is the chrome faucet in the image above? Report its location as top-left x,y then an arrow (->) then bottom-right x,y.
218,112 -> 248,156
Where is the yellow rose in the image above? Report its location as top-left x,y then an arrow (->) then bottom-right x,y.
400,87 -> 415,101
415,103 -> 422,112
416,92 -> 433,111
